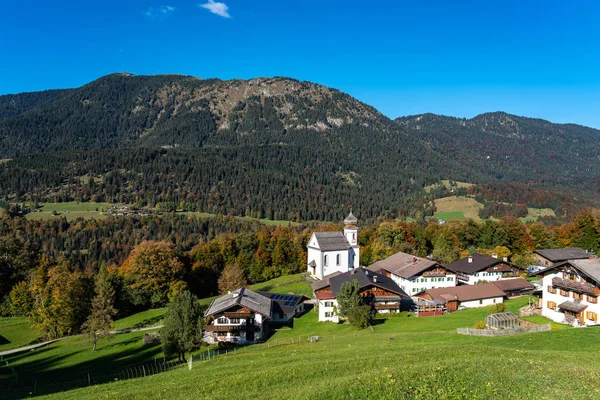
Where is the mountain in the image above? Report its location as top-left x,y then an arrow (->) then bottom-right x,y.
396,112 -> 600,184
0,73 -> 598,221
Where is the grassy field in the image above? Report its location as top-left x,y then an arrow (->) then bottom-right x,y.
0,317 -> 42,351
424,180 -> 474,193
434,196 -> 484,221
113,308 -> 167,331
25,202 -> 115,221
178,211 -> 299,227
521,207 -> 557,223
34,296 -> 600,400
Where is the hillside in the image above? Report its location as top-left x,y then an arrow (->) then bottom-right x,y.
397,112 -> 600,184
1,74 -> 599,220
25,298 -> 600,400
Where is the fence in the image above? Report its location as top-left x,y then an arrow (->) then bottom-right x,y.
0,328 -> 375,399
0,358 -> 185,399
456,324 -> 551,336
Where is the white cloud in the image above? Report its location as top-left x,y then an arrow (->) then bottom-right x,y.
145,5 -> 177,19
199,0 -> 231,18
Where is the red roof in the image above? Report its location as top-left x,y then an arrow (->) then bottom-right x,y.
315,290 -> 335,300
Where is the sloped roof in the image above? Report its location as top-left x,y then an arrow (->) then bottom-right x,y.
311,271 -> 341,291
312,231 -> 351,251
534,248 -> 589,263
366,251 -> 441,279
533,258 -> 600,285
447,254 -> 519,274
558,301 -> 588,313
491,278 -> 534,292
328,268 -> 408,298
256,291 -> 307,315
204,288 -> 272,317
424,283 -> 507,303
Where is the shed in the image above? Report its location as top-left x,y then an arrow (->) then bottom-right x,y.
485,312 -> 519,330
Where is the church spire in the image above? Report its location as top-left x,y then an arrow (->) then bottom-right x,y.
344,210 -> 358,227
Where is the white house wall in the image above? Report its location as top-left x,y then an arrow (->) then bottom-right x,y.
392,274 -> 457,295
318,299 -> 339,323
541,270 -> 600,326
460,296 -> 504,308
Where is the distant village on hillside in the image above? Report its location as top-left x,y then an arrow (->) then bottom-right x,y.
203,212 -> 600,344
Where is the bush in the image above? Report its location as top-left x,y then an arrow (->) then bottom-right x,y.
347,305 -> 373,329
488,303 -> 507,315
474,320 -> 487,329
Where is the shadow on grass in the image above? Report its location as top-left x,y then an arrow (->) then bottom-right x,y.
131,315 -> 163,330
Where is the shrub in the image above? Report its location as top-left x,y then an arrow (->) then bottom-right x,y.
488,303 -> 507,315
347,305 -> 373,329
474,320 -> 487,329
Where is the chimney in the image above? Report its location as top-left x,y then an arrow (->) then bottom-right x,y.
503,256 -> 508,262
468,256 -> 473,263
491,253 -> 498,259
373,276 -> 378,283
412,256 -> 417,263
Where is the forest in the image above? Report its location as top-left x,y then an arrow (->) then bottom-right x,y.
2,208 -> 600,339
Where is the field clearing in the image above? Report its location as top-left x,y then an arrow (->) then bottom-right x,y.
33,297 -> 600,400
0,318 -> 42,351
434,196 -> 484,221
425,180 -> 474,193
521,207 -> 556,223
25,202 -> 116,221
179,211 -> 299,227
0,159 -> 11,163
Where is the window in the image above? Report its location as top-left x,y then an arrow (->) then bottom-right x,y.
547,301 -> 557,310
493,299 -> 496,304
588,296 -> 598,304
447,277 -> 453,281
230,318 -> 240,324
547,285 -> 556,294
413,288 -> 418,293
586,311 -> 598,322
324,255 -> 328,266
217,317 -> 227,324
336,254 -> 341,266
560,289 -> 569,297
573,293 -> 582,301
324,312 -> 333,318
479,300 -> 483,305
324,301 -> 334,307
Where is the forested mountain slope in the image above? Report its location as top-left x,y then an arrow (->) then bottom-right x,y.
396,112 -> 600,184
0,73 -> 599,220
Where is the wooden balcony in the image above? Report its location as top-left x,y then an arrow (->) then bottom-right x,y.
205,325 -> 244,332
374,303 -> 400,311
552,277 -> 600,297
223,312 -> 252,318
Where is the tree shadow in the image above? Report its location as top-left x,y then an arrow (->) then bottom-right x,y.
131,315 -> 163,330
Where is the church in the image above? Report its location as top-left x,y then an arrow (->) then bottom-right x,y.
306,212 -> 360,279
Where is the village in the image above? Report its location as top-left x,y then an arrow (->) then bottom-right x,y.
203,212 -> 600,344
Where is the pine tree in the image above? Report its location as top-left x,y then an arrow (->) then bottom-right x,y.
161,291 -> 204,362
335,279 -> 361,318
83,264 -> 117,351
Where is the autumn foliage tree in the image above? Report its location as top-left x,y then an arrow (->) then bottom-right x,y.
119,241 -> 186,307
83,264 -> 117,351
217,263 -> 248,294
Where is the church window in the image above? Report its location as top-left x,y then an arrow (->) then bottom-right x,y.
336,254 -> 341,266
324,255 -> 328,266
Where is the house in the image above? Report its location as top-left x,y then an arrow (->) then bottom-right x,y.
366,251 -> 457,295
533,258 -> 600,326
204,288 -> 307,344
255,291 -> 308,324
306,212 -> 360,279
533,248 -> 590,267
447,253 -> 523,285
418,283 -> 507,312
490,278 -> 536,297
312,268 -> 409,322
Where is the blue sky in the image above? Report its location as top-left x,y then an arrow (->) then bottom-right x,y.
1,0 -> 599,127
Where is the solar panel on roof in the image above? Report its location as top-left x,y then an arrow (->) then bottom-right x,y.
285,301 -> 296,306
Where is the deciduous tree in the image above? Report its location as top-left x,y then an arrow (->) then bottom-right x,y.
217,263 -> 247,294
83,264 -> 117,351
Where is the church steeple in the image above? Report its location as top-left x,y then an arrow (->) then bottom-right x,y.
344,210 -> 358,247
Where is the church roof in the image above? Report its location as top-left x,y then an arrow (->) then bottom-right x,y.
344,211 -> 358,225
312,231 -> 351,251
